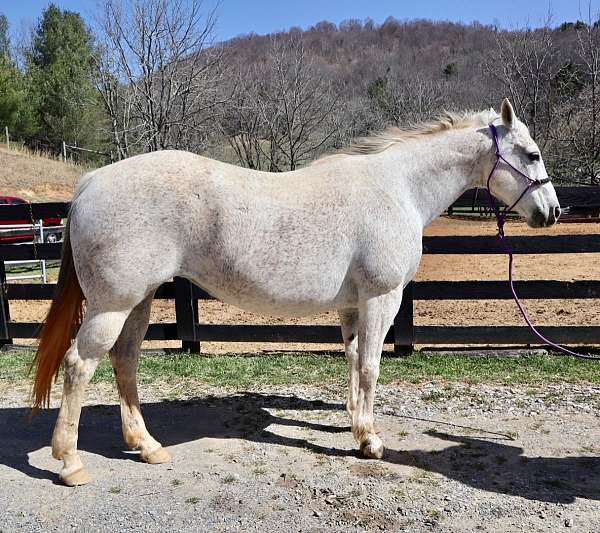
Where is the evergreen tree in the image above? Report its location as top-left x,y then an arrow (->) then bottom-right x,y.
26,4 -> 102,150
0,14 -> 36,138
0,14 -> 9,59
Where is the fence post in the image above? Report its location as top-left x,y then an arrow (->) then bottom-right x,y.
394,282 -> 414,356
0,261 -> 13,348
4,126 -> 9,150
62,141 -> 67,162
174,277 -> 200,353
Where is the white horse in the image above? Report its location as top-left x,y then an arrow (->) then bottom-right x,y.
32,99 -> 560,486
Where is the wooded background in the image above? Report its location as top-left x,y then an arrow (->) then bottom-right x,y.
0,1 -> 599,183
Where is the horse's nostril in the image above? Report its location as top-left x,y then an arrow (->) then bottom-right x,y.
554,206 -> 561,220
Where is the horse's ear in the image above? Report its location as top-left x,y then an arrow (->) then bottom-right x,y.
501,98 -> 515,129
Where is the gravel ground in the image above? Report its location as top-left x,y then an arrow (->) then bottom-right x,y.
0,380 -> 599,532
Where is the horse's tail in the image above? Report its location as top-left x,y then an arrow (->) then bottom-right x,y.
31,220 -> 84,411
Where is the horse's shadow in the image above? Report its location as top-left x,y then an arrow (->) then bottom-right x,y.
1,393 -> 599,504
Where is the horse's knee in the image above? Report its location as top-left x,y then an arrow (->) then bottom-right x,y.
359,363 -> 380,383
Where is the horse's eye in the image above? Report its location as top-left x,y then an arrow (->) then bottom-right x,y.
528,152 -> 540,162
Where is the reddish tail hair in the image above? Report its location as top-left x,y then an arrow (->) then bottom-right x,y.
31,225 -> 84,410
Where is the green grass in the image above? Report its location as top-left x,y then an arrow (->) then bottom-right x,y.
3,350 -> 600,387
6,262 -> 60,283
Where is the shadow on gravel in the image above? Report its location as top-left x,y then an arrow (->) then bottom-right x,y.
0,393 -> 346,484
1,393 -> 598,503
387,430 -> 600,504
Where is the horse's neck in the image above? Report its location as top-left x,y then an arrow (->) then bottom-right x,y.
380,128 -> 486,227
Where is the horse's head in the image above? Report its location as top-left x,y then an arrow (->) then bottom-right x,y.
483,98 -> 560,228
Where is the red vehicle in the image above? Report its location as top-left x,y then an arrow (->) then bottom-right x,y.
0,196 -> 63,243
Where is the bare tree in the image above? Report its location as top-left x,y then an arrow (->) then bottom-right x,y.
258,37 -> 341,171
96,0 -> 225,156
368,74 -> 448,126
556,15 -> 600,183
485,24 -> 560,147
573,16 -> 600,182
220,36 -> 341,171
95,47 -> 134,159
218,68 -> 267,169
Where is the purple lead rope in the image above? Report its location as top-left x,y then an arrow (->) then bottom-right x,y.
486,124 -> 600,361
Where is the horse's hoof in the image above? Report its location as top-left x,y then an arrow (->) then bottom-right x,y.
360,436 -> 384,459
141,446 -> 171,464
60,467 -> 91,487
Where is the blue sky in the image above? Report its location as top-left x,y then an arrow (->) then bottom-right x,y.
2,0 -> 600,41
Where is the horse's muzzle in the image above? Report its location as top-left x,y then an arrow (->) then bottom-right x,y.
529,205 -> 561,227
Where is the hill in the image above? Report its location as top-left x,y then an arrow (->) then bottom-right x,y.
0,146 -> 84,201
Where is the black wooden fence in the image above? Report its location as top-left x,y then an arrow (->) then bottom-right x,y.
449,186 -> 600,218
1,196 -> 600,354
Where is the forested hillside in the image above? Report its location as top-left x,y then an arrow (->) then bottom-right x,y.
0,2 -> 598,183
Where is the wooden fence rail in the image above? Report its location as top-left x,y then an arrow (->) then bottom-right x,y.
0,196 -> 599,354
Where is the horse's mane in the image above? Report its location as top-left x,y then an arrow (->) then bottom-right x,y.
312,109 -> 498,165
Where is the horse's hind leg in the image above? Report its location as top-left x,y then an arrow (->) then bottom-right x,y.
109,293 -> 170,464
338,309 -> 359,418
51,307 -> 130,486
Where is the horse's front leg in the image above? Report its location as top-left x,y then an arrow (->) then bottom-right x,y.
338,309 -> 359,418
353,289 -> 402,459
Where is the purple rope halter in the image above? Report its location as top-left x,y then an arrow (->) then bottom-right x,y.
486,123 -> 600,360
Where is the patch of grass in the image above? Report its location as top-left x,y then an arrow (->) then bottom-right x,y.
222,473 -> 237,484
6,262 -> 61,284
108,486 -> 122,494
3,351 -> 600,387
185,497 -> 200,505
171,479 -> 183,487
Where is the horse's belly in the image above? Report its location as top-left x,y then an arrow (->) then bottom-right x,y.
217,297 -> 344,318
189,265 -> 356,317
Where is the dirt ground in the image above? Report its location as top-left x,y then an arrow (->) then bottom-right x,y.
8,216 -> 600,354
0,380 -> 599,532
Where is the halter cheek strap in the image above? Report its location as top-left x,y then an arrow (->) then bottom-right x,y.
485,123 -> 600,361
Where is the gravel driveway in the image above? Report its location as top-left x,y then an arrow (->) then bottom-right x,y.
1,381 -> 599,532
